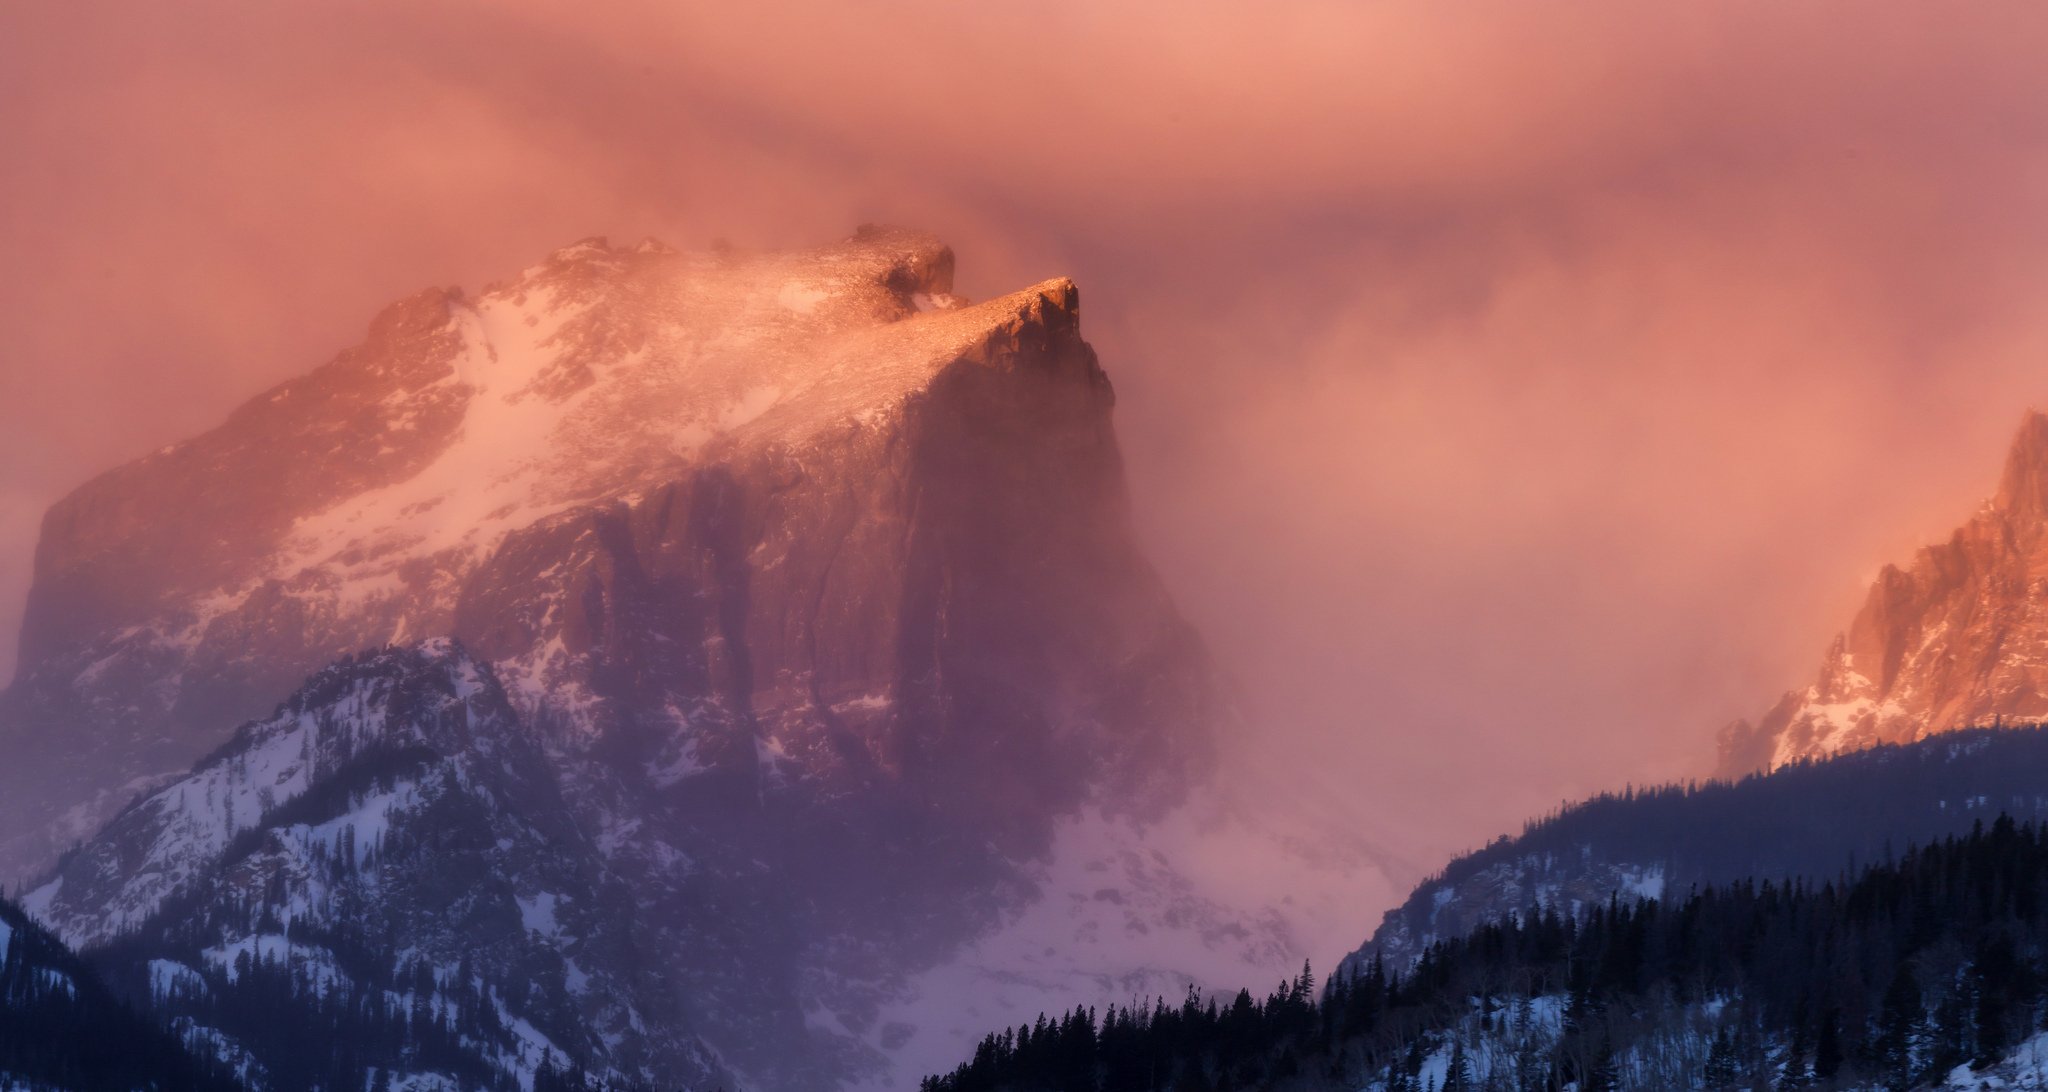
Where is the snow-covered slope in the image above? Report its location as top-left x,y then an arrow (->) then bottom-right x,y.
29,638 -> 504,948
1936,1028 -> 2048,1089
25,640 -> 729,1092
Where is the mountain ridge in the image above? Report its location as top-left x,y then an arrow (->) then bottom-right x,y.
1347,725 -> 2048,978
25,640 -> 732,1091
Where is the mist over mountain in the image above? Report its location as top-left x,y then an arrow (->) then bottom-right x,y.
1722,412 -> 2048,776
0,229 -> 1384,1090
15,2 -> 2048,884
10,5 -> 2048,1090
0,226 -> 1211,879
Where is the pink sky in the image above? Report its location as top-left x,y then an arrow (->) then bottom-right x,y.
6,0 -> 2048,861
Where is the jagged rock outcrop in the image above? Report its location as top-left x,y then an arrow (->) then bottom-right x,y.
0,227 -> 1284,1089
1719,411 -> 2048,775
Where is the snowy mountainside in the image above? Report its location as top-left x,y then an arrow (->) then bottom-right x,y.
27,640 -> 729,1092
1343,726 -> 2048,976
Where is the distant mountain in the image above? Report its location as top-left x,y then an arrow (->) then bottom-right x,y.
1721,412 -> 2048,774
0,894 -> 240,1092
1344,726 -> 2048,976
2,228 -> 1371,1089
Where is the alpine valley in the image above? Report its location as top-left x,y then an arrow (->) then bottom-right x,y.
0,229 -> 1390,1092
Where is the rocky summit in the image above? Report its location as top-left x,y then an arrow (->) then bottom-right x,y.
1,226 -> 1212,876
1720,411 -> 2048,775
0,228 -> 1355,1090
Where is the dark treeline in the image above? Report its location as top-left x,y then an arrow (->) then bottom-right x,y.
0,896 -> 241,1091
925,815 -> 2048,1091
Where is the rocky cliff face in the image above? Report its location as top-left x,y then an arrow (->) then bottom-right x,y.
1719,411 -> 2048,775
0,228 -> 1318,1090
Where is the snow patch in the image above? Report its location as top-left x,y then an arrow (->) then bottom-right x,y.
516,893 -> 563,939
150,958 -> 209,998
1942,1027 -> 2048,1088
779,281 -> 832,314
1618,864 -> 1666,902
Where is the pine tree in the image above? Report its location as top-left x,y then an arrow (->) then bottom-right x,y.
1585,1037 -> 1621,1092
1702,1028 -> 1738,1089
1443,1039 -> 1473,1091
1878,966 -> 1922,1090
1815,1008 -> 1844,1081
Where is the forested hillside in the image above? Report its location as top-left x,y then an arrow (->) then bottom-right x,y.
0,896 -> 240,1091
1356,726 -> 2048,971
924,816 -> 2048,1091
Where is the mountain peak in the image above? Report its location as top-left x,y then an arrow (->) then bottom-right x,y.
1994,409 -> 2048,520
13,228 -> 1079,689
1721,407 -> 2048,774
847,222 -> 959,297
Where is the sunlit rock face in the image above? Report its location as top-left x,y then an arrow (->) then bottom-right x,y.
0,228 -> 1281,1089
0,226 -> 1212,875
1719,411 -> 2048,775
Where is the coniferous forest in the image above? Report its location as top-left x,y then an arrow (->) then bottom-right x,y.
923,816 -> 2048,1092
1,889 -> 679,1092
0,898 -> 241,1091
